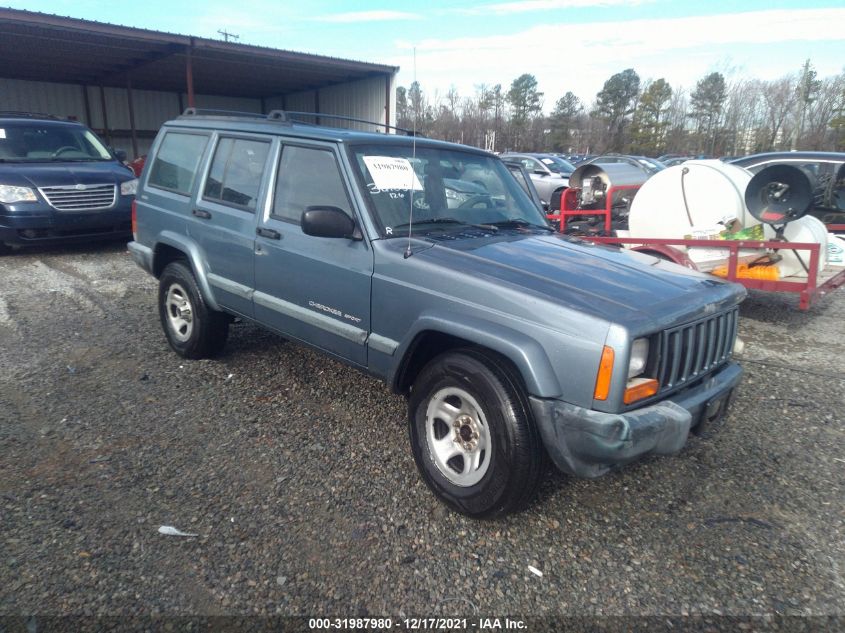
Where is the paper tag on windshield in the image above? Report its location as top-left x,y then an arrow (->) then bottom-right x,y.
363,156 -> 422,191
0,129 -> 6,139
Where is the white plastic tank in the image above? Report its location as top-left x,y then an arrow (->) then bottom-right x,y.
629,160 -> 757,270
629,160 -> 753,239
628,160 -> 827,277
766,216 -> 828,277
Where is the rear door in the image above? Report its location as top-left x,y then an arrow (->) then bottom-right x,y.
253,140 -> 372,366
192,133 -> 273,318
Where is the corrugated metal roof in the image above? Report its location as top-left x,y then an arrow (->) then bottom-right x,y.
0,8 -> 398,98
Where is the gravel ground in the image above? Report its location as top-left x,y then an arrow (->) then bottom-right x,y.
1,241 -> 844,623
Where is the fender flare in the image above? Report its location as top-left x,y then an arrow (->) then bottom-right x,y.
390,313 -> 563,398
154,231 -> 221,311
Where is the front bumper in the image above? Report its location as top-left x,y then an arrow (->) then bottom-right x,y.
530,361 -> 743,478
0,202 -> 132,246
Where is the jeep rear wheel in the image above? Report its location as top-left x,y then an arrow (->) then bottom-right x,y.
408,348 -> 546,518
158,261 -> 229,359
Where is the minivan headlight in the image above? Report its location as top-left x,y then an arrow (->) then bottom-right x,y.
0,185 -> 37,204
628,338 -> 649,378
120,179 -> 138,196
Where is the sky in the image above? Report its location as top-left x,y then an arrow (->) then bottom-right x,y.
8,0 -> 845,111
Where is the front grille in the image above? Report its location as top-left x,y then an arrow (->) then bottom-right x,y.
39,184 -> 116,211
656,308 -> 738,393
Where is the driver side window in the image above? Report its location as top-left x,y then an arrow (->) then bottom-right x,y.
272,145 -> 351,224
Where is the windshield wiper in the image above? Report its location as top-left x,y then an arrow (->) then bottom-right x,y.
392,217 -> 498,232
490,218 -> 554,232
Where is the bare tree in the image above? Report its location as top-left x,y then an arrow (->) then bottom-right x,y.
760,75 -> 799,149
804,72 -> 845,149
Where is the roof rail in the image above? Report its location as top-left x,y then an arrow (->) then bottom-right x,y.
0,111 -> 65,120
180,107 -> 281,120
282,111 -> 417,136
180,107 -> 417,136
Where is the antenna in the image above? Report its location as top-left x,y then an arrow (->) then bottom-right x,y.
217,29 -> 240,42
404,47 -> 418,260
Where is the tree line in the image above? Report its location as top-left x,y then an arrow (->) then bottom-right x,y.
395,60 -> 845,157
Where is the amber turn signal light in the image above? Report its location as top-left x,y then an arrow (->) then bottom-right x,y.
624,378 -> 659,404
593,345 -> 614,401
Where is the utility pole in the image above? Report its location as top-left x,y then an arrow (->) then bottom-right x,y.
217,29 -> 240,43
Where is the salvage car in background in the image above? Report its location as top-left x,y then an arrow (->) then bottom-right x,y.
500,152 -> 574,210
0,112 -> 136,253
583,154 -> 666,176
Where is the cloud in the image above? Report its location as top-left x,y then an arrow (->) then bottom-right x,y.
454,0 -> 651,15
391,8 -> 845,104
402,8 -> 844,54
315,10 -> 423,24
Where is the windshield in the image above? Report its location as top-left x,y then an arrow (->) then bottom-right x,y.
0,122 -> 113,162
542,156 -> 576,174
636,157 -> 666,173
350,144 -> 550,237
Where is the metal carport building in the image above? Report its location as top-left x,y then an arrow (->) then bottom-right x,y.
0,8 -> 398,158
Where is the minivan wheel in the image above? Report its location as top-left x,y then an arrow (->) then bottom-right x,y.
408,348 -> 546,518
158,261 -> 229,359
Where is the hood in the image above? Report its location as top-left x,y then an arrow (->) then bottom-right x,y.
414,230 -> 744,332
0,161 -> 134,188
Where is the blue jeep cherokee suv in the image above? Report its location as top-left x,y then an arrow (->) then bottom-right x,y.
0,112 -> 137,252
129,110 -> 745,518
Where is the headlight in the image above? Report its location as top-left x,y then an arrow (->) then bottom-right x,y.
628,338 -> 649,378
120,179 -> 138,196
0,185 -> 37,204
445,188 -> 469,202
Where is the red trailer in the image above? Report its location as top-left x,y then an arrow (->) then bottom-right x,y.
581,234 -> 845,311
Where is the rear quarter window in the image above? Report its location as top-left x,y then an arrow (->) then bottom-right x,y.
147,132 -> 209,196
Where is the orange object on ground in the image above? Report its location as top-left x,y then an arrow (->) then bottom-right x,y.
712,263 -> 780,280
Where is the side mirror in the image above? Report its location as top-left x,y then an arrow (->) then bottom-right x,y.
113,148 -> 127,162
533,169 -> 548,176
301,206 -> 362,240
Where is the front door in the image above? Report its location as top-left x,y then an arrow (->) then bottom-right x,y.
253,141 -> 372,366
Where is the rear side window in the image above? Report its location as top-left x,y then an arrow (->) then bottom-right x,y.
204,137 -> 270,211
147,132 -> 209,196
272,145 -> 350,224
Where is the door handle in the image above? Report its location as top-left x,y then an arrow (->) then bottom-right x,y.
256,227 -> 281,240
192,209 -> 212,219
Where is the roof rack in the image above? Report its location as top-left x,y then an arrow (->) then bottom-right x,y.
180,108 -> 288,121
281,111 -> 417,136
180,107 -> 418,136
0,111 -> 65,120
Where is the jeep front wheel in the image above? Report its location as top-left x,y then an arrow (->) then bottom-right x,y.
408,349 -> 546,518
158,261 -> 229,359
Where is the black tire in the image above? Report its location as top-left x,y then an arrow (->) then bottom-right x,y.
549,188 -> 566,212
408,348 -> 546,518
158,261 -> 229,359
